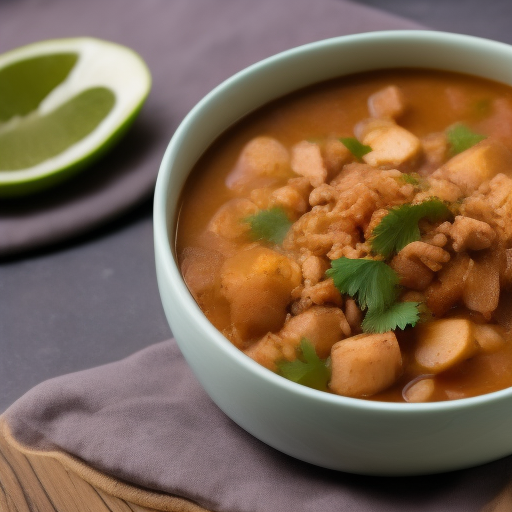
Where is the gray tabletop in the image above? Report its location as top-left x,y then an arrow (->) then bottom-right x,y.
2,0 -> 512,414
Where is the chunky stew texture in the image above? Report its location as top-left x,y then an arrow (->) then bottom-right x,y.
176,69 -> 512,402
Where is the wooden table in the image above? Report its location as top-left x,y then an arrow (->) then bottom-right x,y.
0,419 -> 207,512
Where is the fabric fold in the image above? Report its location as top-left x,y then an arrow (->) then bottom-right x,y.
5,339 -> 512,512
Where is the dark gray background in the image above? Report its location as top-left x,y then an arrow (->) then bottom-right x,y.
2,0 -> 512,413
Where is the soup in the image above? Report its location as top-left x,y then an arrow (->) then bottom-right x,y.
176,69 -> 512,403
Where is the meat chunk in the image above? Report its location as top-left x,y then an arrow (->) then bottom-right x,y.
414,178 -> 463,203
436,139 -> 512,194
368,85 -> 406,119
226,136 -> 290,192
221,247 -> 301,340
301,254 -> 329,286
483,174 -> 512,244
291,141 -> 328,187
301,278 -> 343,307
271,185 -> 308,215
425,254 -> 472,317
414,319 -> 479,373
443,216 -> 496,252
358,119 -> 421,169
390,241 -> 450,291
329,332 -> 402,398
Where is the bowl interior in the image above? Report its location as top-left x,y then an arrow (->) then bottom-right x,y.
153,30 -> 512,474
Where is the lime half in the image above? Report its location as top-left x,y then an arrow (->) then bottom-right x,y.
0,38 -> 151,196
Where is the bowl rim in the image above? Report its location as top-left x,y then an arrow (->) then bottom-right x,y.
154,29 -> 512,414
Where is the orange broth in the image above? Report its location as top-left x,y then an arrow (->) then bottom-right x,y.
176,69 -> 512,402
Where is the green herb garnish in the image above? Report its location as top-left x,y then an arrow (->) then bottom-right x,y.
326,258 -> 399,312
245,207 -> 292,245
362,301 -> 421,333
327,257 -> 421,333
399,173 -> 420,186
370,199 -> 452,259
277,338 -> 330,390
339,137 -> 372,160
446,123 -> 486,155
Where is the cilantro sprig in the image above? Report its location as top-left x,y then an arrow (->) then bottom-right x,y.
362,301 -> 421,334
327,257 -> 421,334
277,338 -> 330,390
446,123 -> 486,155
326,258 -> 398,312
370,199 -> 452,259
245,207 -> 292,245
339,137 -> 372,160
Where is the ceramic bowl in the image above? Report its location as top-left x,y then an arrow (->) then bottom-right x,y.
154,30 -> 512,475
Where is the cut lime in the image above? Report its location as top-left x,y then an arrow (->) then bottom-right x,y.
0,38 -> 151,196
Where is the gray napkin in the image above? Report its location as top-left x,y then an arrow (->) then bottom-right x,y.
0,0 -> 420,257
5,339 -> 511,512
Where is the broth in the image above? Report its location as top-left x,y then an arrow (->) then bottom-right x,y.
176,68 -> 512,403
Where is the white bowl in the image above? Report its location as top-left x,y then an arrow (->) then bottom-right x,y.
154,30 -> 512,475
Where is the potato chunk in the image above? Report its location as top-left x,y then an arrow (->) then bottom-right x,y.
474,324 -> 506,353
329,332 -> 402,398
207,198 -> 258,240
403,378 -> 436,403
245,306 -> 347,370
279,306 -> 348,359
291,140 -> 328,187
244,333 -> 285,371
368,85 -> 406,119
226,136 -> 290,192
414,319 -> 479,373
360,121 -> 421,168
322,137 -> 351,177
220,247 -> 301,340
463,250 -> 500,317
438,139 -> 512,194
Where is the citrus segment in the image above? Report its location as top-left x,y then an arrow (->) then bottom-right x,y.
0,38 -> 151,196
0,53 -> 77,122
0,87 -> 115,170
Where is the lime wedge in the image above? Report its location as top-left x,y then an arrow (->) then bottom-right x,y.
0,38 -> 151,196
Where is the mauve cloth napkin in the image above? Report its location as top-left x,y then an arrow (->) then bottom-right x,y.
0,0 -> 419,257
4,340 -> 512,512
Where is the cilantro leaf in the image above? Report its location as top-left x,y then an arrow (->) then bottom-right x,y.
339,137 -> 372,160
277,338 -> 330,390
362,301 -> 421,333
399,173 -> 420,185
371,199 -> 452,259
446,124 -> 486,155
326,257 -> 423,334
326,257 -> 399,312
245,207 -> 292,245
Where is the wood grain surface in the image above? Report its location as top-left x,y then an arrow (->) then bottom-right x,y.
0,419 -> 209,512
